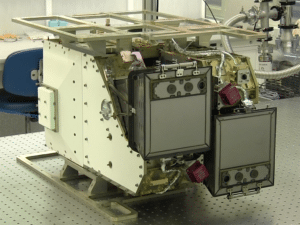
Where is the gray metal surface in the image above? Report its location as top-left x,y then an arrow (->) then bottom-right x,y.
0,98 -> 300,225
131,68 -> 211,159
205,108 -> 276,197
0,112 -> 44,137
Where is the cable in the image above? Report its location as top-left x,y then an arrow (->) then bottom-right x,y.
221,14 -> 300,79
253,21 -> 258,31
203,0 -> 218,24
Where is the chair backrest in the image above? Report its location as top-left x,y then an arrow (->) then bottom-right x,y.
3,48 -> 43,97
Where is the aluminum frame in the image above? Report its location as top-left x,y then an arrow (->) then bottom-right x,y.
12,10 -> 266,44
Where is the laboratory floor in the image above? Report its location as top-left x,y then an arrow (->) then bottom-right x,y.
0,98 -> 299,225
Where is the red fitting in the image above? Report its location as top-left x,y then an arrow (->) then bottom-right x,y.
219,83 -> 241,105
186,161 -> 209,183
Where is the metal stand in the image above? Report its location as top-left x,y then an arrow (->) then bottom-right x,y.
17,151 -> 138,222
16,151 -> 189,222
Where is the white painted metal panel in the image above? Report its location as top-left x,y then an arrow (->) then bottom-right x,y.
81,54 -> 144,193
43,41 -> 84,166
38,87 -> 55,130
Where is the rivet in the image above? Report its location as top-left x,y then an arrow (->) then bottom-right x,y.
100,118 -> 104,121
85,120 -> 88,123
139,175 -> 143,178
84,66 -> 87,69
84,84 -> 87,87
84,102 -> 88,105
85,138 -> 88,141
135,184 -> 139,187
139,165 -> 143,169
106,128 -> 109,131
85,155 -> 88,158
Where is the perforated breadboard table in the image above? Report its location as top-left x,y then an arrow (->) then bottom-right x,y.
0,97 -> 300,225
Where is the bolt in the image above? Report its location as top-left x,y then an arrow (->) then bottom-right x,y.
107,133 -> 112,140
107,161 -> 112,168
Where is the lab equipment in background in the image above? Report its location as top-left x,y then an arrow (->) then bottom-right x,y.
220,0 -> 300,101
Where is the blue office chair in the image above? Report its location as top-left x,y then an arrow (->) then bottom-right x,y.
0,48 -> 43,119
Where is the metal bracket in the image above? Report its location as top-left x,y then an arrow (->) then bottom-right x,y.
31,59 -> 43,82
227,183 -> 262,199
60,160 -> 109,198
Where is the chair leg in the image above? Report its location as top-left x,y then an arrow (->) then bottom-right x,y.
25,116 -> 31,133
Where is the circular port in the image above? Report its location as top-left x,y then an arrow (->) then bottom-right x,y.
235,172 -> 244,182
241,74 -> 248,80
250,170 -> 259,178
198,81 -> 206,90
223,175 -> 230,183
184,82 -> 194,92
167,84 -> 177,94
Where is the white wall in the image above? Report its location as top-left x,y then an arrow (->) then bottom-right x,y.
129,0 -> 204,18
159,0 -> 203,19
52,0 -> 127,16
0,0 -> 45,35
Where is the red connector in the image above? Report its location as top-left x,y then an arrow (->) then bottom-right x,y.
186,161 -> 209,183
219,83 -> 241,105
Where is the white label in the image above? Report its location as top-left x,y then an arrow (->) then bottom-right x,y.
259,62 -> 272,72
